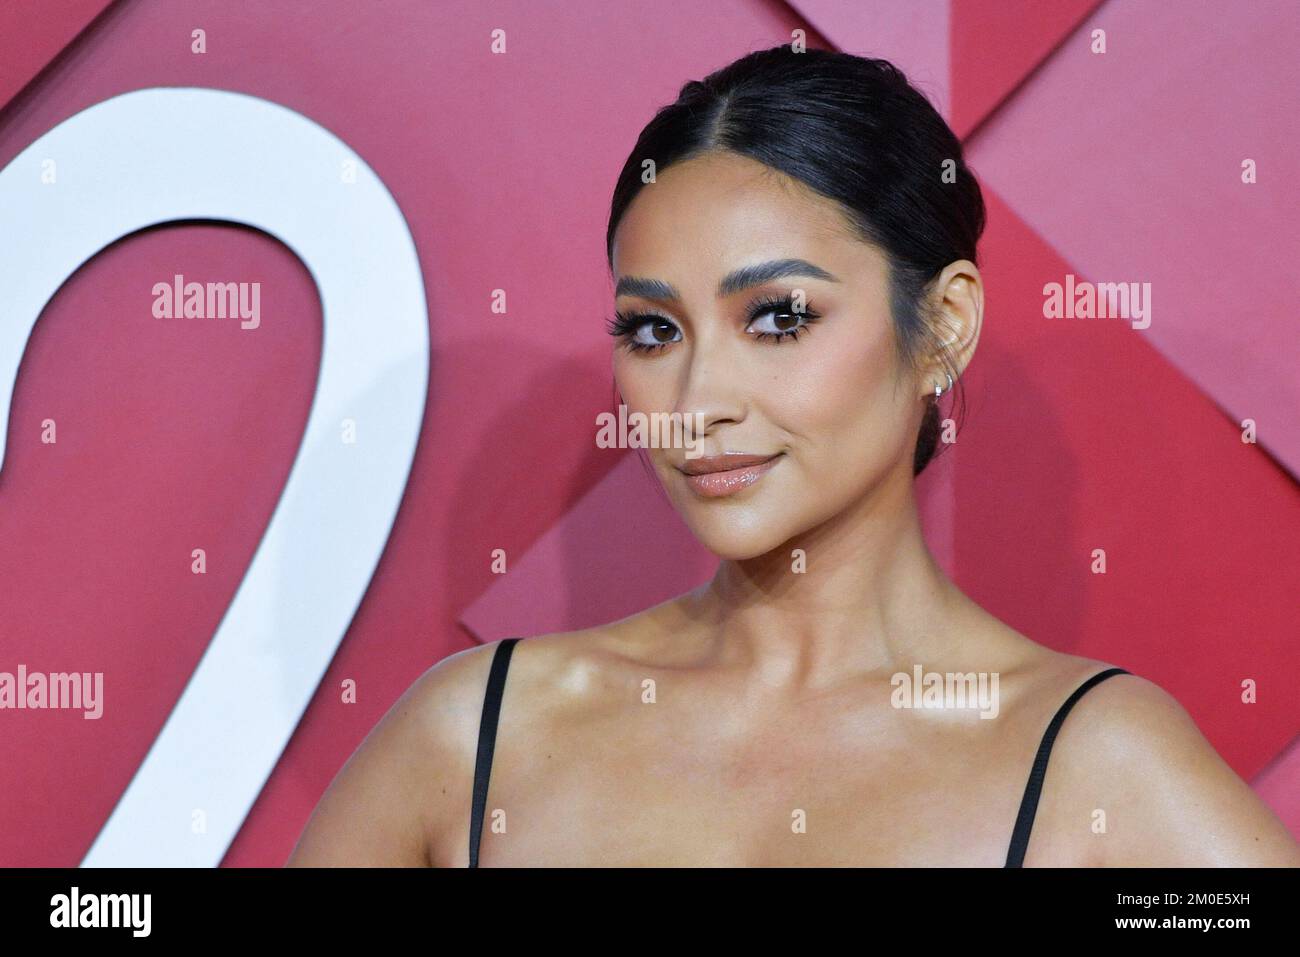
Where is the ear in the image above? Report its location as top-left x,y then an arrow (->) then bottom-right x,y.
922,258 -> 983,395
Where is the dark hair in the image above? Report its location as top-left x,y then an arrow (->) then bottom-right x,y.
605,45 -> 984,476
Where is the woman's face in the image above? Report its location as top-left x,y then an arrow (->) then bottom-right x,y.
610,151 -> 928,561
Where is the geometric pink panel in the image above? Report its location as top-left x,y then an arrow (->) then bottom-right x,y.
460,452 -> 719,642
0,0 -> 115,112
949,0 -> 1102,137
967,0 -> 1300,480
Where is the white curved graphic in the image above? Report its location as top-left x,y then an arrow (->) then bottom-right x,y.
0,87 -> 429,866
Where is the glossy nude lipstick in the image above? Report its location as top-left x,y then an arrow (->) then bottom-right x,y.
677,452 -> 782,498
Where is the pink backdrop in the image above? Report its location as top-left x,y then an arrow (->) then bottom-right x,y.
0,0 -> 1295,866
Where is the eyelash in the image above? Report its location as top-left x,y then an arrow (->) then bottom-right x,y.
604,293 -> 821,354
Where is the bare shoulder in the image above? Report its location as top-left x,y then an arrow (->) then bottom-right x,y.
497,595 -> 694,703
285,638 -> 521,867
1032,660 -> 1300,866
492,617 -> 669,714
284,623 -> 646,867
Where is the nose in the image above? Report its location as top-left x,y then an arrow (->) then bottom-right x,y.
673,339 -> 745,441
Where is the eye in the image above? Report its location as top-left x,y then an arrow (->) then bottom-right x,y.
631,317 -> 681,348
744,294 -> 820,343
605,311 -> 682,353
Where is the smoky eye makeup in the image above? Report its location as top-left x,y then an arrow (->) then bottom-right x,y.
605,290 -> 822,353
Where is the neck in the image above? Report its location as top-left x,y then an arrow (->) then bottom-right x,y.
689,462 -> 967,696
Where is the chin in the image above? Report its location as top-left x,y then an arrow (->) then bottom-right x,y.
679,509 -> 798,562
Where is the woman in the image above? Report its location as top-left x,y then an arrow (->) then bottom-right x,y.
287,45 -> 1299,867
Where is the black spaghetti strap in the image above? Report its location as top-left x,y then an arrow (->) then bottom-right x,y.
1004,667 -> 1131,867
468,637 -> 520,868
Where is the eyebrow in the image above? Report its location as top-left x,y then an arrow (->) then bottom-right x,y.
614,258 -> 839,302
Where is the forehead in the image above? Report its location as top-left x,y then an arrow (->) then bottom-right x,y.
611,151 -> 881,289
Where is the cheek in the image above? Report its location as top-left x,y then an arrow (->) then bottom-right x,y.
612,352 -> 667,410
611,354 -> 682,473
771,326 -> 908,459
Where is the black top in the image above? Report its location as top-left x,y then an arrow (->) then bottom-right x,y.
467,636 -> 1129,867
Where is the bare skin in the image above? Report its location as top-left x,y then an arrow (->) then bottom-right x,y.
287,152 -> 1300,867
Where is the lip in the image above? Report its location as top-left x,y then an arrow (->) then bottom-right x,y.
677,452 -> 782,498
